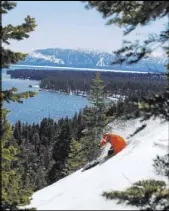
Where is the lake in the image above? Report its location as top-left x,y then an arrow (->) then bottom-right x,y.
2,70 -> 89,125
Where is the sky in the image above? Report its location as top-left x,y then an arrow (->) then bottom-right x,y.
2,1 -> 167,55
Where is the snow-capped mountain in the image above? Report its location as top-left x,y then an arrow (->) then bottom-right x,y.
23,117 -> 168,210
18,48 -> 167,72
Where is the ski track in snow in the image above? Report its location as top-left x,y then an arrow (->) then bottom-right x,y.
23,117 -> 168,210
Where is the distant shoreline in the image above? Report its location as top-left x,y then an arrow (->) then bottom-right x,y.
39,88 -> 88,98
11,64 -> 157,74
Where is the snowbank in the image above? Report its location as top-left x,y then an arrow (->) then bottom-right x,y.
24,117 -> 168,210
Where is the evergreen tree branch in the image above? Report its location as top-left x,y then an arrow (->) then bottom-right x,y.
0,1 -> 17,14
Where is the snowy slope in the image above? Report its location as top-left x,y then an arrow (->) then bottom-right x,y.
24,118 -> 168,210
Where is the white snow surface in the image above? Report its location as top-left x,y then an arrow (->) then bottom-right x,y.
29,52 -> 65,64
24,117 -> 168,210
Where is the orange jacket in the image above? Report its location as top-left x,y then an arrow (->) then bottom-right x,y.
100,133 -> 127,155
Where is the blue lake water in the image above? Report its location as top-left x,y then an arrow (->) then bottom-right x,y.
2,70 -> 89,125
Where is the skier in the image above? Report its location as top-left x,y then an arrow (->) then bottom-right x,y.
82,133 -> 127,171
100,133 -> 127,157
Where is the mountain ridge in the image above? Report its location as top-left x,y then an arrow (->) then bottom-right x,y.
18,48 -> 167,72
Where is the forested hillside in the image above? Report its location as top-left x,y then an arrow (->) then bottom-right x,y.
7,69 -> 166,99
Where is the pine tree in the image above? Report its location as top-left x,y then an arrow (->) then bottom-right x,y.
81,72 -> 108,161
62,139 -> 86,176
1,108 -> 33,209
48,118 -> 72,184
1,1 -> 37,68
102,179 -> 169,210
89,72 -> 108,141
1,1 -> 37,209
35,167 -> 47,190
